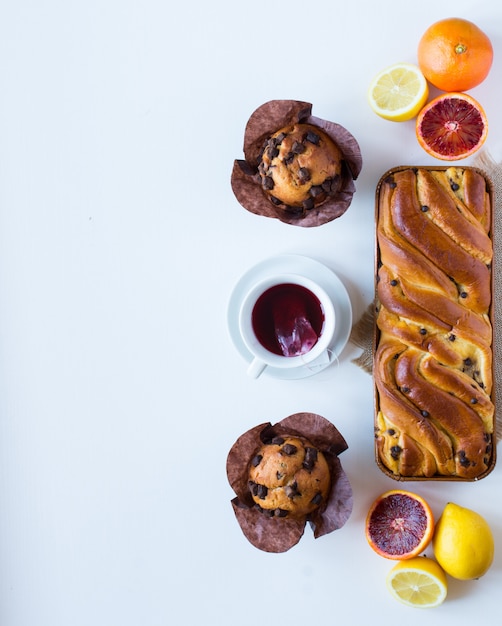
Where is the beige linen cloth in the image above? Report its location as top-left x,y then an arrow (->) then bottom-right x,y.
350,151 -> 501,442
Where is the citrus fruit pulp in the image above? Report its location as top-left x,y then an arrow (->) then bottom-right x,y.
365,490 -> 434,559
432,502 -> 494,580
416,92 -> 488,161
368,63 -> 429,122
386,557 -> 447,608
418,17 -> 493,92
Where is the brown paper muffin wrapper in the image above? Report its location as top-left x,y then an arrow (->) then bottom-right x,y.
231,100 -> 363,227
226,412 -> 353,553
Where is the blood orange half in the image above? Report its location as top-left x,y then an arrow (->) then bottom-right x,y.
365,490 -> 434,560
416,92 -> 488,161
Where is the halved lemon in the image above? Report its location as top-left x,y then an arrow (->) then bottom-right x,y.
386,557 -> 448,608
368,63 -> 429,122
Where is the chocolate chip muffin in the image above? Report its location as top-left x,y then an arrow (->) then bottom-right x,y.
257,123 -> 343,212
227,412 -> 353,552
248,435 -> 331,518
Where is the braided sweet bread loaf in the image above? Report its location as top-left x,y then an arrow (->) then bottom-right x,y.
374,167 -> 495,479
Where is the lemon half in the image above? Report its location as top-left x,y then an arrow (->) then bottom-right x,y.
368,63 -> 429,122
386,557 -> 447,608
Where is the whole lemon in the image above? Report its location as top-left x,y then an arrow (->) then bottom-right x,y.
433,502 -> 494,580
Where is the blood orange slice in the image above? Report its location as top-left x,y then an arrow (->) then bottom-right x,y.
416,92 -> 488,161
365,490 -> 434,560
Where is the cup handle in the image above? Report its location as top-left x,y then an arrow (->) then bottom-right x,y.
247,357 -> 267,379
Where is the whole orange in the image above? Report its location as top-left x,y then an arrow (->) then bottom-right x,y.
418,17 -> 493,92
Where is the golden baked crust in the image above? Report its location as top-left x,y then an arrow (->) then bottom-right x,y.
257,123 -> 343,212
374,167 -> 494,479
248,435 -> 331,517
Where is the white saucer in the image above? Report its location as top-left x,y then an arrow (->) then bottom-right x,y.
227,254 -> 353,379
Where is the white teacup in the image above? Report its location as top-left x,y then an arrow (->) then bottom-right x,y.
238,273 -> 336,378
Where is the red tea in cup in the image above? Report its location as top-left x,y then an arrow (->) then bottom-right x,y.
251,283 -> 325,357
238,273 -> 336,378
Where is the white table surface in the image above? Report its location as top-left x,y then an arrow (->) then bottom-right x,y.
1,1 -> 501,624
